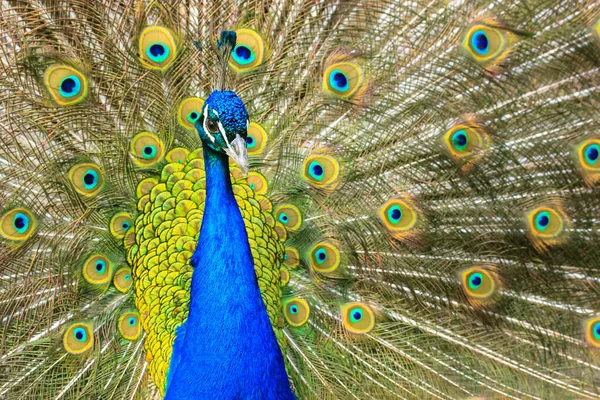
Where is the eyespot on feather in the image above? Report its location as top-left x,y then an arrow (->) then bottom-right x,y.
323,61 -> 365,98
69,163 -> 104,197
379,197 -> 419,239
303,155 -> 340,191
341,303 -> 375,334
462,20 -> 516,71
166,148 -> 191,164
110,212 -> 134,239
63,322 -> 93,354
82,254 -> 112,285
274,222 -> 287,242
139,26 -> 177,70
130,132 -> 164,167
441,123 -> 489,168
177,98 -> 205,131
460,267 -> 496,299
229,29 -> 266,72
573,138 -> 600,185
118,311 -> 142,340
525,205 -> 567,249
113,267 -> 133,293
283,298 -> 310,327
0,208 -> 37,241
246,123 -> 268,155
44,65 -> 88,106
247,172 -> 268,194
274,204 -> 302,231
280,267 -> 290,286
284,247 -> 300,269
585,317 -> 600,348
309,242 -> 340,273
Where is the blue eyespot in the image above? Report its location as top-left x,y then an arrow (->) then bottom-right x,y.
471,30 -> 489,55
315,248 -> 327,265
290,305 -> 299,315
128,317 -> 137,326
13,213 -> 29,233
329,69 -> 349,92
249,184 -> 255,190
146,43 -> 170,63
584,143 -> 599,166
121,222 -> 130,230
350,308 -> 363,323
594,322 -> 600,340
246,136 -> 256,149
279,213 -> 289,224
125,274 -> 131,280
387,205 -> 402,225
95,260 -> 106,274
308,161 -> 324,181
451,130 -> 468,151
59,75 -> 81,98
73,327 -> 87,342
142,145 -> 157,159
535,211 -> 550,231
284,254 -> 289,260
187,111 -> 200,124
83,170 -> 99,190
232,45 -> 255,65
468,272 -> 483,290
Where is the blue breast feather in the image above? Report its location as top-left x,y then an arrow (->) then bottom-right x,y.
164,146 -> 294,399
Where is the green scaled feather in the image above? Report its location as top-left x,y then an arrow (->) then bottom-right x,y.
1,0 -> 600,399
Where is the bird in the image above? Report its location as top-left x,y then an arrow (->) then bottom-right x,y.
1,0 -> 600,399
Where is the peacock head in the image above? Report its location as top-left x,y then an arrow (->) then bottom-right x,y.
196,90 -> 249,174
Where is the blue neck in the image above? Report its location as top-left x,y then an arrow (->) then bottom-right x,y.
165,146 -> 294,400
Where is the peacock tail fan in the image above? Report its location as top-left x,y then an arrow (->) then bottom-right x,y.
0,1 -> 599,399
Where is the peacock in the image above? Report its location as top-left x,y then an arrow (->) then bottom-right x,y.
1,0 -> 600,398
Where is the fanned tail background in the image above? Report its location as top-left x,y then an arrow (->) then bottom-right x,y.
1,1 -> 600,399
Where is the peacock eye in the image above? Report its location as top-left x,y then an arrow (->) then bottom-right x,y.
69,163 -> 104,197
309,242 -> 341,273
0,208 -> 37,241
341,303 -> 375,334
188,112 -> 200,124
283,298 -> 310,327
118,311 -> 142,340
323,61 -> 365,98
206,118 -> 219,134
460,267 -> 497,301
59,76 -> 81,98
139,26 -> 177,70
177,97 -> 205,131
470,30 -> 490,55
83,254 -> 112,285
113,267 -> 133,293
229,29 -> 266,72
246,122 -> 268,155
232,44 -> 256,65
451,130 -> 468,151
110,211 -> 134,239
44,65 -> 88,105
585,317 -> 600,347
584,143 -> 599,166
63,322 -> 93,354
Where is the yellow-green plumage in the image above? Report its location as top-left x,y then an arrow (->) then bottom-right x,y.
126,148 -> 285,393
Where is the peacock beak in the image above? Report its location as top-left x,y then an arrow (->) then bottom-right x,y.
224,133 -> 249,175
